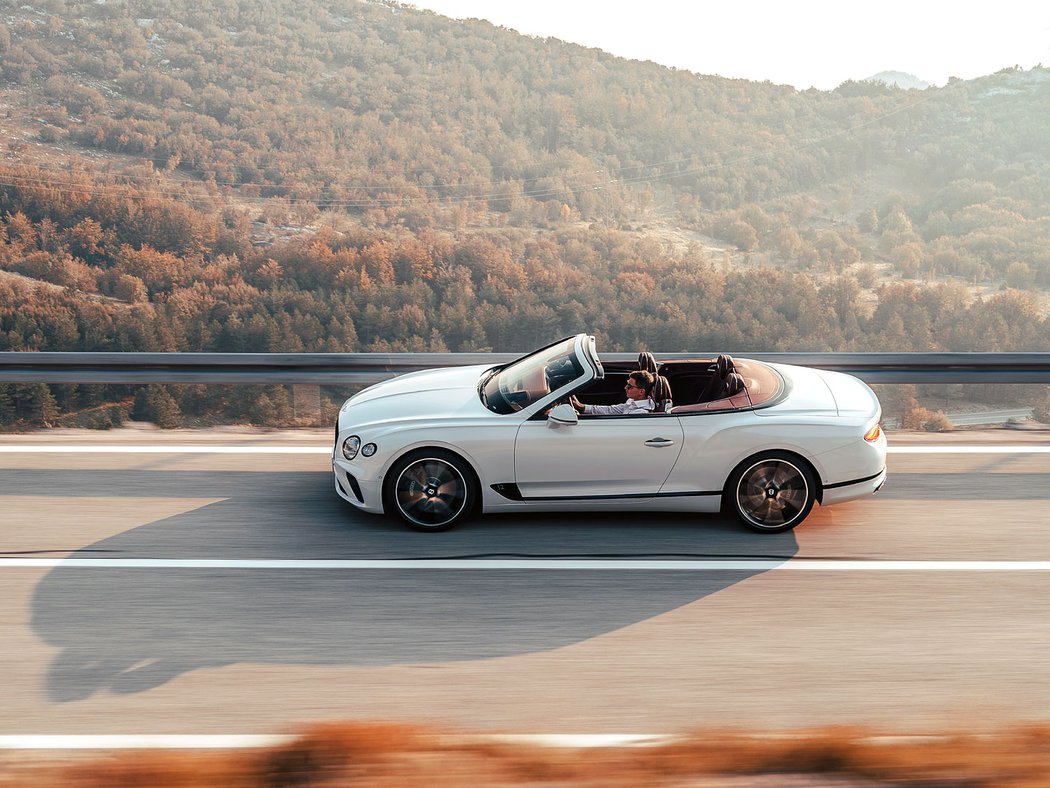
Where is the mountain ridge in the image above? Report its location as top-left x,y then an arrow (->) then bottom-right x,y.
862,70 -> 931,89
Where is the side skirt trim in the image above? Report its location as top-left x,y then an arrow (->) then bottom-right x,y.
491,484 -> 720,503
824,469 -> 886,490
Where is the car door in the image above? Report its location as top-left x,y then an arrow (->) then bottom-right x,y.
513,414 -> 684,499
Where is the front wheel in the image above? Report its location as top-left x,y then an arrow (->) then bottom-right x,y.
384,450 -> 477,532
725,452 -> 817,533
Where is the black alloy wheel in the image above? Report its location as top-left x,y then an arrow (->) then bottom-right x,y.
726,452 -> 817,533
385,449 -> 477,531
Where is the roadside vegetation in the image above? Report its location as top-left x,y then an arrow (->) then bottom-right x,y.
6,722 -> 1050,786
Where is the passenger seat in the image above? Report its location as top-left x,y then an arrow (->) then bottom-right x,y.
697,354 -> 735,403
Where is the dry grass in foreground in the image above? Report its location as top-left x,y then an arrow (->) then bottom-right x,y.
5,722 -> 1050,786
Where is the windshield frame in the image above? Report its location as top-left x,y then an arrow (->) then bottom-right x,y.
481,334 -> 599,415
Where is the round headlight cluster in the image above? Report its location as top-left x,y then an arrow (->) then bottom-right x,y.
341,435 -> 361,460
341,436 -> 377,460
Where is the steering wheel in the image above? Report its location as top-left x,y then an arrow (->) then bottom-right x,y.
544,357 -> 577,390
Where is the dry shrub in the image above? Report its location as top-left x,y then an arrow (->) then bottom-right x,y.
42,751 -> 257,788
735,729 -> 877,775
255,722 -> 427,784
443,740 -> 593,784
921,410 -> 953,431
596,725 -> 1050,785
902,405 -> 952,431
629,728 -> 876,779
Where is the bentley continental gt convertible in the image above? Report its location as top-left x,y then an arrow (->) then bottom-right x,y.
333,334 -> 886,533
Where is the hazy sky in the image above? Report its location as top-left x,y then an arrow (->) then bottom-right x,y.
407,1 -> 1050,90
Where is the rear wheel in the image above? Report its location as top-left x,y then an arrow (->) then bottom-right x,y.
384,450 -> 477,532
725,452 -> 817,533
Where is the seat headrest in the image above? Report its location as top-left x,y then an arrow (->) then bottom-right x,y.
722,372 -> 745,398
637,351 -> 658,374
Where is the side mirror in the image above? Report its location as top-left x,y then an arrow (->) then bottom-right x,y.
547,403 -> 578,426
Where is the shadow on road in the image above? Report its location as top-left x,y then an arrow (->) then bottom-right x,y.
26,469 -> 798,702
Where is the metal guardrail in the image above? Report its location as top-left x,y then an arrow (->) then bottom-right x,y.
2,352 -> 1050,385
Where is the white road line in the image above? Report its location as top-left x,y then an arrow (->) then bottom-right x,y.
0,733 -> 671,750
0,732 -> 957,751
0,445 -> 332,453
478,734 -> 674,748
3,558 -> 1050,571
0,444 -> 1046,454
889,445 -> 1050,453
0,735 -> 291,749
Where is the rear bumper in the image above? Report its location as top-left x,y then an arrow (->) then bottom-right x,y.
821,467 -> 886,506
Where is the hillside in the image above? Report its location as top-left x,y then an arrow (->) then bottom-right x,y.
1,2 -> 1048,261
1,0 -> 1050,426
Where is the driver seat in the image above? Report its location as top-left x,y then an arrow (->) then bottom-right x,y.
650,375 -> 673,413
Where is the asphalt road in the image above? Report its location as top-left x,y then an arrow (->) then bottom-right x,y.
2,428 -> 1050,737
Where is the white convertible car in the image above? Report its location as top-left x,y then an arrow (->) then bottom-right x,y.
333,334 -> 886,533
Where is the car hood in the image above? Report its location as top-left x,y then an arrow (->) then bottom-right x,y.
340,364 -> 495,426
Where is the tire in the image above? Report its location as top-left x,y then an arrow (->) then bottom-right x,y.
725,451 -> 817,533
383,449 -> 477,532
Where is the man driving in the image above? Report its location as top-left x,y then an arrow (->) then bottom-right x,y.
570,370 -> 656,415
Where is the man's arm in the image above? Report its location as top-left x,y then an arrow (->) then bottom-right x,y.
581,401 -> 630,416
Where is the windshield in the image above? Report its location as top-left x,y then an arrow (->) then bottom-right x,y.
482,337 -> 585,414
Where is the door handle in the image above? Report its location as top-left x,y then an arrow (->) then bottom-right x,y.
644,438 -> 676,447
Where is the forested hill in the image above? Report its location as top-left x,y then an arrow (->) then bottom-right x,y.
5,1 -> 1049,236
1,0 -> 1050,376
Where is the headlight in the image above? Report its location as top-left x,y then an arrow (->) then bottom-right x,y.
361,442 -> 377,457
341,435 -> 361,460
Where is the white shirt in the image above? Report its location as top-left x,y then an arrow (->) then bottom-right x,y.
582,397 -> 656,416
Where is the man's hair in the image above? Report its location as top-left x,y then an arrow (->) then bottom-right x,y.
629,369 -> 655,395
